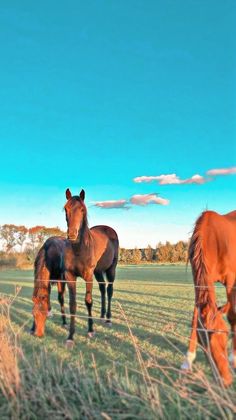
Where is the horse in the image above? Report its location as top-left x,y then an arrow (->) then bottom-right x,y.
32,188 -> 119,344
31,237 -> 67,337
181,210 -> 236,386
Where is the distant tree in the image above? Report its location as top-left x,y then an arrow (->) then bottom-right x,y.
144,245 -> 154,262
124,249 -> 134,264
43,227 -> 66,238
175,240 -> 188,262
132,247 -> 142,264
0,224 -> 18,252
119,248 -> 135,264
28,226 -> 46,254
16,225 -> 28,252
156,241 -> 172,263
28,225 -> 66,258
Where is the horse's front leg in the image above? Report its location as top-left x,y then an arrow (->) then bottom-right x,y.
65,271 -> 77,347
47,283 -> 53,317
181,306 -> 198,370
84,272 -> 94,337
58,280 -> 67,328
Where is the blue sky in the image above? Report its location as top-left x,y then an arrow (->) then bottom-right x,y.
0,0 -> 235,247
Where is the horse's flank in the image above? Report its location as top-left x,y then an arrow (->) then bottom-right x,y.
189,210 -> 236,307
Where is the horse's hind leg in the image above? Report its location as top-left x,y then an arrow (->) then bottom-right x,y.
65,272 -> 77,346
228,314 -> 236,368
226,276 -> 236,368
47,283 -> 53,317
94,271 -> 106,320
105,264 -> 116,326
181,306 -> 198,370
58,280 -> 67,327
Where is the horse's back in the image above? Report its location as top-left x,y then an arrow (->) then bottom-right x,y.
91,225 -> 118,241
38,236 -> 66,279
190,210 -> 236,275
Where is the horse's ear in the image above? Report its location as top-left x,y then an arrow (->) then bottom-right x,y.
80,189 -> 85,201
66,188 -> 72,200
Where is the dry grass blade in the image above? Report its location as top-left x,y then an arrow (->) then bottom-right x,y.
0,300 -> 20,398
117,301 -> 164,418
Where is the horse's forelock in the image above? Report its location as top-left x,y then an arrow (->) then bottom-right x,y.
65,196 -> 86,209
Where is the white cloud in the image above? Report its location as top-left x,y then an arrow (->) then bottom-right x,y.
93,199 -> 130,210
133,173 -> 207,185
130,193 -> 170,206
207,167 -> 236,176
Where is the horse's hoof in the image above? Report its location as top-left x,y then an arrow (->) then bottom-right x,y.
62,324 -> 68,330
29,329 -> 35,336
66,340 -> 74,349
180,360 -> 192,371
100,317 -> 106,323
105,320 -> 112,327
47,311 -> 53,318
229,352 -> 236,369
87,331 -> 95,338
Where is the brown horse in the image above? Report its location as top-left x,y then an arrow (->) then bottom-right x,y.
32,188 -> 119,343
31,237 -> 67,337
181,210 -> 236,386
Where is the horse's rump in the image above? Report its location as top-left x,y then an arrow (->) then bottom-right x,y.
91,225 -> 119,271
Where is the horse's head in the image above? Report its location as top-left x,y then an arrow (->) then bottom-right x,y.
64,188 -> 87,241
32,293 -> 48,337
199,303 -> 232,386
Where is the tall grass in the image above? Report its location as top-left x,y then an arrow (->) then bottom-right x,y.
0,296 -> 20,399
0,295 -> 235,420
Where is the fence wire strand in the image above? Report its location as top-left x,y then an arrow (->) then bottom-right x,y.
0,277 -> 235,335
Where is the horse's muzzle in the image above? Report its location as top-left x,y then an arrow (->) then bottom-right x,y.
68,235 -> 77,242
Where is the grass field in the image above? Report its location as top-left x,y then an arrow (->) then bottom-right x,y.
0,265 -> 235,419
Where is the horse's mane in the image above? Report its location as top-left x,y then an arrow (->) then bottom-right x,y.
81,211 -> 92,247
74,197 -> 92,247
189,212 -> 210,306
33,246 -> 46,296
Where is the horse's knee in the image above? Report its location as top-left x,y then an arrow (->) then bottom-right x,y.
85,292 -> 92,305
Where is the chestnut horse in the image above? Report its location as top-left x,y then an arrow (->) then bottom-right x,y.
32,189 -> 119,343
31,237 -> 67,336
181,210 -> 236,386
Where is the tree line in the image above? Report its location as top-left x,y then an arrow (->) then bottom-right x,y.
0,224 -> 189,266
119,241 -> 188,264
0,224 -> 66,263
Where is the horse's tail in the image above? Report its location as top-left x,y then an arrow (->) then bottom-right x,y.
189,213 -> 213,308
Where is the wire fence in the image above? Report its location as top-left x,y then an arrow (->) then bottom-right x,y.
0,276 -> 235,336
0,277 -> 234,287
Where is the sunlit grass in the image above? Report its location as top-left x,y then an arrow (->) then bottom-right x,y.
0,266 -> 234,419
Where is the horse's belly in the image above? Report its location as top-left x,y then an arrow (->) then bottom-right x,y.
95,250 -> 114,271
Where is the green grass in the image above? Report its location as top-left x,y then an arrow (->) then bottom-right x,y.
0,265 -> 235,419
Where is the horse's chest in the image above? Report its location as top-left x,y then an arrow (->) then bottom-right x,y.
64,249 -> 94,278
73,260 -> 88,278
